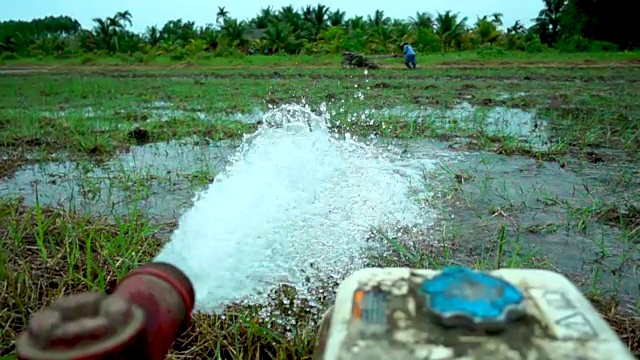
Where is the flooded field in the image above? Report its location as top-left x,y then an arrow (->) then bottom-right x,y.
0,61 -> 638,358
1,139 -> 237,219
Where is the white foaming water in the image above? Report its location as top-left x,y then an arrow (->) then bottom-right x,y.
154,104 -> 437,313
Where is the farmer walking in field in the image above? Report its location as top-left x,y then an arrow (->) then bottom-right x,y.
402,42 -> 417,69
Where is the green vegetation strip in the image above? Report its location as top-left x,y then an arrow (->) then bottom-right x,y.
1,8 -> 639,355
0,1 -> 638,63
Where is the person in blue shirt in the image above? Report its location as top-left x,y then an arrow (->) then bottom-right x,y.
401,42 -> 417,69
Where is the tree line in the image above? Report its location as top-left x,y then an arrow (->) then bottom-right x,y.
0,0 -> 636,61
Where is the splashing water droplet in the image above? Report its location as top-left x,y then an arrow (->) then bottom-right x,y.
153,103 -> 441,325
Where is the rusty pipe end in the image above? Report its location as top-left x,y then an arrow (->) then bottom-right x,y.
113,262 -> 195,360
118,262 -> 195,329
16,292 -> 146,360
16,262 -> 195,360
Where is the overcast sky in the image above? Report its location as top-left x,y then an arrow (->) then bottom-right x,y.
3,0 -> 543,32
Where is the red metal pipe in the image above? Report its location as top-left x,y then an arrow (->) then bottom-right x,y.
15,262 -> 195,360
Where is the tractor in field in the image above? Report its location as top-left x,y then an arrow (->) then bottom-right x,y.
341,51 -> 380,69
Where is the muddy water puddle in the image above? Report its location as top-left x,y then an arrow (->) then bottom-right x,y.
0,136 -> 449,221
0,139 -> 238,222
34,101 -> 266,125
373,102 -> 548,147
2,100 -> 632,304
0,68 -> 49,75
8,99 -> 548,146
0,134 -> 637,305
415,141 -> 639,305
141,101 -> 265,123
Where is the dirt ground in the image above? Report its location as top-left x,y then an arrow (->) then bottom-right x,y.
0,59 -> 638,357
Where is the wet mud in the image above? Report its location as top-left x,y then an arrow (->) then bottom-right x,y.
1,64 -> 638,357
1,67 -> 638,83
412,141 -> 640,306
0,139 -> 238,222
0,93 -> 637,308
2,133 -> 636,306
0,101 -> 549,164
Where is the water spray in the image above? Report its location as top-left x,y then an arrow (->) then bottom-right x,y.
13,104 -> 635,359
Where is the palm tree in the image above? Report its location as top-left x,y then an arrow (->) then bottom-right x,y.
391,20 -> 411,42
115,11 -> 133,28
505,20 -> 526,50
302,4 -> 330,41
104,17 -> 121,51
92,17 -> 113,52
474,16 -> 500,45
346,16 -> 366,31
90,13 -> 128,53
145,25 -> 160,46
490,12 -> 503,26
507,21 -> 526,34
329,10 -> 345,27
277,5 -> 302,33
263,21 -> 295,53
111,10 -> 132,51
220,18 -> 249,50
435,11 -> 467,51
216,7 -> 229,25
533,0 -> 567,44
199,25 -> 220,50
366,25 -> 393,53
409,12 -> 434,31
253,7 -> 275,29
367,10 -> 390,28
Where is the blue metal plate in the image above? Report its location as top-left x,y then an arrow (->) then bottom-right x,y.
421,266 -> 526,331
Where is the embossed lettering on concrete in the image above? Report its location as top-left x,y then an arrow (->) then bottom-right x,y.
529,288 -> 598,340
